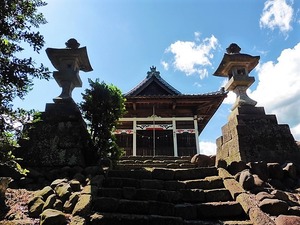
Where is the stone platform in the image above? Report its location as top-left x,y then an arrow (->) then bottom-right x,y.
216,106 -> 300,165
18,102 -> 94,167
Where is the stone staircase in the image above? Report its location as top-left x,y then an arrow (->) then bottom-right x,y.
90,156 -> 253,225
115,155 -> 195,170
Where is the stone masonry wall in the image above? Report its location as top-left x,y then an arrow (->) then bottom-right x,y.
216,106 -> 300,165
17,102 -> 94,167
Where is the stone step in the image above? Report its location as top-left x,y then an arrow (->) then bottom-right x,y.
184,220 -> 252,225
92,197 -> 245,219
197,201 -> 246,219
98,187 -> 232,203
115,163 -> 195,170
102,175 -> 224,190
90,212 -> 184,225
107,167 -> 218,181
98,188 -> 180,203
204,188 -> 232,202
107,169 -> 152,179
118,159 -> 192,164
120,155 -> 192,161
183,176 -> 224,189
116,156 -> 195,170
90,212 -> 253,225
221,221 -> 253,225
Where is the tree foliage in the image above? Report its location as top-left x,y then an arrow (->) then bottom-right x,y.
80,79 -> 126,161
0,0 -> 49,173
0,0 -> 50,114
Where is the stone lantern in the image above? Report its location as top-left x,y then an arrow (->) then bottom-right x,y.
213,43 -> 300,165
17,39 -> 95,167
46,38 -> 93,103
213,43 -> 259,110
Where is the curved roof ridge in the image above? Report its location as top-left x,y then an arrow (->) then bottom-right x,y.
125,66 -> 181,96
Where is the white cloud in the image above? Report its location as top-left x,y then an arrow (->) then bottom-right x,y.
193,82 -> 202,88
161,61 -> 169,70
250,42 -> 300,140
200,141 -> 217,155
165,34 -> 218,79
219,79 -> 235,105
260,0 -> 294,33
194,31 -> 201,41
291,124 -> 300,141
223,91 -> 236,105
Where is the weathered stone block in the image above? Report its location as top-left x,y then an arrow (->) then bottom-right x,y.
174,167 -> 217,180
122,187 -> 136,199
35,186 -> 55,200
218,168 -> 233,179
282,162 -> 297,179
227,161 -> 248,175
72,194 -> 92,216
55,183 -> 72,202
43,194 -> 57,211
164,180 -> 185,191
117,199 -> 148,214
135,188 -> 159,201
152,168 -> 175,180
157,190 -> 181,203
98,187 -> 122,198
149,215 -> 182,225
175,203 -> 197,220
180,189 -> 205,202
236,193 -> 256,213
70,215 -> 86,225
92,197 -> 119,212
248,207 -> 275,225
197,201 -> 244,219
223,178 -> 244,199
204,188 -> 232,202
40,209 -> 67,225
275,215 -> 300,225
239,170 -> 255,191
255,192 -> 275,202
148,201 -> 175,216
259,198 -> 289,216
140,179 -> 164,190
63,192 -> 79,213
28,196 -> 45,218
53,199 -> 63,211
267,163 -> 284,180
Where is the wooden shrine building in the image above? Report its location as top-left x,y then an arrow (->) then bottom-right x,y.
115,66 -> 227,156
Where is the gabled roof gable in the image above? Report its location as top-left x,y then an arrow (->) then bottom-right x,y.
125,66 -> 181,97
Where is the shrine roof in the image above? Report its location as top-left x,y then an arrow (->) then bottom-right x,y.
125,66 -> 181,97
126,89 -> 226,99
125,66 -> 227,100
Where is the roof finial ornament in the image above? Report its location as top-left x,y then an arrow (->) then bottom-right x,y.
147,65 -> 160,78
65,38 -> 80,49
226,43 -> 241,54
150,66 -> 156,72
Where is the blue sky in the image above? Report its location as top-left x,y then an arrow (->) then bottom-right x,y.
15,0 -> 300,155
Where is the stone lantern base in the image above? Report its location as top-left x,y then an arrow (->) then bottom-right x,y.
17,102 -> 95,167
216,106 -> 300,165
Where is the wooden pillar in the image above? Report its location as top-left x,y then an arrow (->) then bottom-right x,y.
172,117 -> 178,157
194,116 -> 200,154
133,118 -> 137,156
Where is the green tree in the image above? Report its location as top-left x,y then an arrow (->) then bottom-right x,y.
0,0 -> 49,173
80,79 -> 126,161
